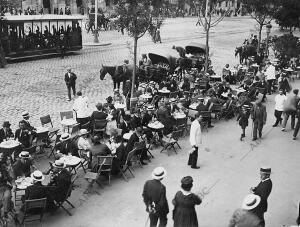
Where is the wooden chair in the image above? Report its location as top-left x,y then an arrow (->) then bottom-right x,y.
78,149 -> 90,170
60,111 -> 74,120
21,198 -> 47,226
210,103 -> 223,120
40,114 -> 60,136
93,119 -> 107,137
54,174 -> 77,216
119,150 -> 136,180
160,130 -> 182,156
34,131 -> 49,153
132,142 -> 144,168
48,134 -> 61,159
96,156 -> 114,185
70,123 -> 80,136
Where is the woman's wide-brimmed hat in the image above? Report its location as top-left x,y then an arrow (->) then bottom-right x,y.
241,194 -> 261,210
31,170 -> 45,182
151,167 -> 167,180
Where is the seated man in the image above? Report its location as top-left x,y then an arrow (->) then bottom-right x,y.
90,136 -> 112,171
222,93 -> 236,119
157,101 -> 175,135
21,111 -> 36,133
126,127 -> 148,165
0,121 -> 14,143
130,110 -> 142,130
111,135 -> 127,175
47,160 -> 71,203
118,114 -> 131,136
22,170 -> 47,202
0,168 -> 13,218
13,151 -> 35,178
90,103 -> 108,131
197,98 -> 214,128
56,133 -> 79,157
15,120 -> 31,148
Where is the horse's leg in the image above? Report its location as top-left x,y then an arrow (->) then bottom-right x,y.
113,79 -> 117,90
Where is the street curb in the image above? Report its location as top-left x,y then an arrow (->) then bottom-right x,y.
83,42 -> 112,47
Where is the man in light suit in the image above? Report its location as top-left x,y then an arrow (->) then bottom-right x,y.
188,114 -> 202,169
251,167 -> 273,227
65,68 -> 77,101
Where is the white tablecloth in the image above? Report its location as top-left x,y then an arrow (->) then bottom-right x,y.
148,122 -> 164,129
15,177 -> 33,190
61,119 -> 77,126
0,140 -> 21,149
60,155 -> 81,166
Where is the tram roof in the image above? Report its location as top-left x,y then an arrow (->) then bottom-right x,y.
3,14 -> 85,22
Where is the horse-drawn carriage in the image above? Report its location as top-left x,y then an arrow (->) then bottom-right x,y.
185,42 -> 208,69
139,48 -> 180,83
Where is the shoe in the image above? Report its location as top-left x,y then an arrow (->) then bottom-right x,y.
242,134 -> 245,138
272,124 -> 277,127
281,128 -> 286,132
141,161 -> 148,165
293,137 -> 297,140
252,138 -> 257,141
67,99 -> 71,102
208,125 -> 214,128
191,166 -> 200,169
259,132 -> 262,138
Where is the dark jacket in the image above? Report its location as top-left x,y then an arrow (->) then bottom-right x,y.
126,132 -> 139,154
57,140 -> 78,157
23,182 -> 47,202
119,121 -> 130,136
13,159 -> 33,178
251,103 -> 267,123
142,179 -> 169,215
15,128 -> 31,148
0,128 -> 14,143
64,72 -> 77,86
23,120 -> 36,132
252,179 -> 272,218
130,116 -> 142,130
115,143 -> 127,166
48,169 -> 72,202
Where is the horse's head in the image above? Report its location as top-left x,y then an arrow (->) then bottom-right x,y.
100,65 -> 106,80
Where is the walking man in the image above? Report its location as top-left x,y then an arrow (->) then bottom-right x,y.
142,167 -> 169,227
188,114 -> 202,169
251,98 -> 267,141
292,100 -> 300,140
281,89 -> 300,131
250,167 -> 273,227
273,89 -> 287,127
65,68 -> 77,101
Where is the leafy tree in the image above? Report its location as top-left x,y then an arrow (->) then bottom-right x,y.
194,0 -> 229,73
274,0 -> 300,33
270,34 -> 300,60
240,0 -> 279,52
115,0 -> 165,102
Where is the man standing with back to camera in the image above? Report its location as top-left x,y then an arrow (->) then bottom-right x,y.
65,68 -> 77,101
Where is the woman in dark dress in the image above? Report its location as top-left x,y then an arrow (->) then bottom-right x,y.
172,176 -> 202,227
236,104 -> 251,141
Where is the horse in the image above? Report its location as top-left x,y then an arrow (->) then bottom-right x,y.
100,64 -> 139,90
235,44 -> 257,64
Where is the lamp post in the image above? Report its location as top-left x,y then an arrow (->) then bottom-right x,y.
93,0 -> 99,43
265,22 -> 272,57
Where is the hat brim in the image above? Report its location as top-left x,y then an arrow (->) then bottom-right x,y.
19,153 -> 31,158
242,195 -> 261,210
151,170 -> 167,180
52,163 -> 66,168
31,173 -> 45,182
60,136 -> 71,141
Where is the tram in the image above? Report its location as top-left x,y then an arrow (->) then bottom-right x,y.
0,15 -> 83,61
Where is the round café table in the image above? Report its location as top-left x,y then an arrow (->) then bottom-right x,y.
14,177 -> 33,205
0,140 -> 21,160
114,103 -> 126,109
147,122 -> 164,147
123,132 -> 133,141
189,103 -> 198,111
173,113 -> 186,119
60,119 -> 77,133
60,155 -> 85,174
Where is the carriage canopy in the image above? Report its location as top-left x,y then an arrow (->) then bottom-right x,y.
148,48 -> 179,72
185,42 -> 207,55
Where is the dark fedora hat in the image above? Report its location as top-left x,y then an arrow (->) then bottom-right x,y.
3,121 -> 11,127
181,176 -> 193,185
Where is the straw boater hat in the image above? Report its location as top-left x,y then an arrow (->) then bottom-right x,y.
19,151 -> 31,159
60,133 -> 71,141
147,105 -> 155,111
151,167 -> 167,180
241,194 -> 261,210
22,111 -> 29,118
31,170 -> 45,182
260,166 -> 272,174
169,98 -> 177,103
52,160 -> 66,169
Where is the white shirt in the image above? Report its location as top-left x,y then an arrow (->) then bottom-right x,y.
73,96 -> 90,118
77,137 -> 91,151
275,94 -> 287,111
264,65 -> 276,80
189,119 -> 202,147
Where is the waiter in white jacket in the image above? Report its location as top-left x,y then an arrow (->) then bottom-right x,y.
188,114 -> 203,169
264,62 -> 276,95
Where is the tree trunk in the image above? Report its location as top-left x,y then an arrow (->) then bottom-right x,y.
257,23 -> 263,53
130,36 -> 138,108
205,26 -> 209,73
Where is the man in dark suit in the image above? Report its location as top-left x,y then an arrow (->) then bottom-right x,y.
251,167 -> 273,227
119,114 -> 131,136
56,133 -> 78,157
90,103 -> 107,131
65,68 -> 77,101
142,167 -> 169,227
22,170 -> 47,202
47,160 -> 72,203
130,110 -> 142,130
0,121 -> 14,143
251,98 -> 267,141
15,120 -> 31,148
126,127 -> 148,165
